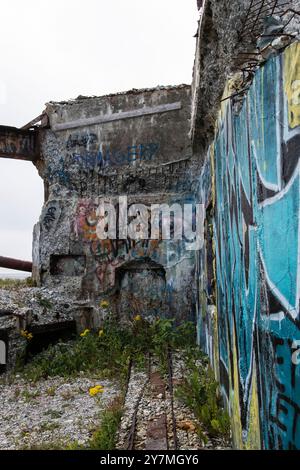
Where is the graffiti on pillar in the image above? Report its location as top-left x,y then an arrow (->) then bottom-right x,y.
43,207 -> 57,231
198,42 -> 300,449
70,197 -> 196,322
45,138 -> 160,193
69,142 -> 160,169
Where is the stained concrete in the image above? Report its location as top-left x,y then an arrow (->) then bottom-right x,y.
32,85 -> 200,326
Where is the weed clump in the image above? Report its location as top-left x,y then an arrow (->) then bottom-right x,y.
19,316 -> 196,384
0,277 -> 33,289
176,352 -> 230,440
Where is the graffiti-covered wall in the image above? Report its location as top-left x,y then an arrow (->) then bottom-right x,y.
198,42 -> 300,449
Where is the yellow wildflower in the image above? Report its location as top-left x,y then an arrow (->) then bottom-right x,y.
134,315 -> 141,322
98,329 -> 104,337
94,385 -> 104,391
89,385 -> 104,397
80,329 -> 90,337
100,300 -> 109,309
20,330 -> 33,341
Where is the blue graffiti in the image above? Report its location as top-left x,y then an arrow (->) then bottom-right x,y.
199,49 -> 300,449
71,143 -> 160,169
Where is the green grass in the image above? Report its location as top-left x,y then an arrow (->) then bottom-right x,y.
18,317 -> 196,384
35,294 -> 53,309
175,351 -> 231,441
0,277 -> 33,289
88,397 -> 123,450
12,314 -> 231,449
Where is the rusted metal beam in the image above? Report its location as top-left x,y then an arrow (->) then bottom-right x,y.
0,256 -> 32,273
0,126 -> 38,161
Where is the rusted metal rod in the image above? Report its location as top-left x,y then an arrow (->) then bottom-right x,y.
0,256 -> 32,273
0,126 -> 38,161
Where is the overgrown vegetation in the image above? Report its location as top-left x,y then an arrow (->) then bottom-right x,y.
88,396 -> 123,450
35,294 -> 53,309
175,351 -> 231,441
0,277 -> 33,289
19,316 -> 195,384
151,318 -> 195,373
15,312 -> 230,447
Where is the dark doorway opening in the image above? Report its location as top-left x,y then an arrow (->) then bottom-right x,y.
25,320 -> 77,360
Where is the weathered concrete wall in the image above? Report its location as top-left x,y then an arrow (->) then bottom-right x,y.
33,86 -> 201,327
196,42 -> 300,449
191,0 -> 250,155
191,0 -> 300,156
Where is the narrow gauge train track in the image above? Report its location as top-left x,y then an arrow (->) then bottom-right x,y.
120,350 -> 178,451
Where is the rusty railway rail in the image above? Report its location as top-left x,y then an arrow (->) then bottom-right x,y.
125,353 -> 151,451
125,349 -> 178,450
167,346 -> 178,450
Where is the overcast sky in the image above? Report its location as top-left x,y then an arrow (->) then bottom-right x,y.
0,0 -> 198,275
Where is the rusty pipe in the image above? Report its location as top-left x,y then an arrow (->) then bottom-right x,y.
0,256 -> 32,273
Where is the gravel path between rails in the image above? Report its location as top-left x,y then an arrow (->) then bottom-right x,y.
117,357 -> 232,451
0,376 -> 118,449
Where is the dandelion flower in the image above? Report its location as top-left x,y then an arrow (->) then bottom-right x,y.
99,329 -> 104,337
100,300 -> 109,309
20,330 -> 33,341
89,385 -> 104,397
134,315 -> 141,322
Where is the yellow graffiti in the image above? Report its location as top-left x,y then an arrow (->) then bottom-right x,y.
284,42 -> 300,128
229,327 -> 261,449
218,72 -> 246,126
230,326 -> 244,449
245,362 -> 261,450
211,305 -> 220,382
220,81 -> 232,120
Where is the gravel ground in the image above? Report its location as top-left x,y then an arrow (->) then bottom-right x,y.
117,358 -> 232,451
0,376 -> 118,450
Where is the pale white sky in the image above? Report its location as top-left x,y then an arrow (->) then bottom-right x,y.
0,0 -> 198,275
